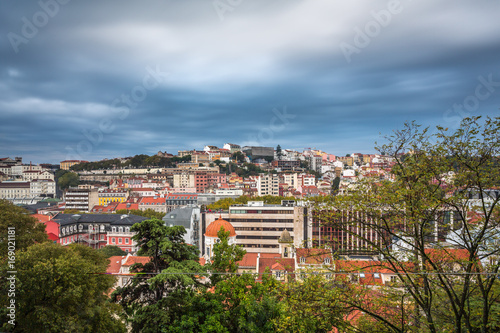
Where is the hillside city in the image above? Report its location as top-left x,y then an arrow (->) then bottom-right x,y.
2,122 -> 500,332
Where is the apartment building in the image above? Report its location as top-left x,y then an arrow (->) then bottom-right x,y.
200,201 -> 311,255
64,186 -> 99,212
0,181 -> 31,199
30,179 -> 56,197
55,213 -> 147,252
98,188 -> 129,205
165,193 -> 198,212
257,173 -> 279,196
138,196 -> 167,213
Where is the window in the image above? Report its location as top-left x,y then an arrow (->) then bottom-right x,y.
300,257 -> 306,264
100,235 -> 105,240
359,273 -> 365,278
118,238 -> 122,244
275,271 -> 281,278
119,227 -> 123,233
324,257 -> 331,265
125,238 -> 129,244
390,275 -> 397,283
112,227 -> 116,232
374,273 -> 380,279
112,238 -> 116,244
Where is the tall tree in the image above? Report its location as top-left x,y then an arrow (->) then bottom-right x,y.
0,200 -> 48,258
276,145 -> 283,160
1,243 -> 125,332
315,117 -> 500,332
112,219 -> 204,332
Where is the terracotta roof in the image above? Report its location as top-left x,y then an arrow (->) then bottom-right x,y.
139,197 -> 166,204
205,218 -> 236,237
32,213 -> 51,223
123,256 -> 150,266
237,253 -> 258,268
258,257 -> 295,279
107,256 -> 125,274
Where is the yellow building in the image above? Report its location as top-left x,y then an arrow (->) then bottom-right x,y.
60,160 -> 88,170
98,189 -> 129,206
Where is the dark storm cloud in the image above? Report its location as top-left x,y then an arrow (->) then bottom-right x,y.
1,0 -> 499,163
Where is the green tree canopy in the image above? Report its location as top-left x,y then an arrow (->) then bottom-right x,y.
98,245 -> 127,258
0,200 -> 48,258
113,219 -> 204,332
1,243 -> 125,332
57,171 -> 80,190
315,117 -> 500,332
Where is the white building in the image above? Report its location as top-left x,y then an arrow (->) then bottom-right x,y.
257,173 -> 279,196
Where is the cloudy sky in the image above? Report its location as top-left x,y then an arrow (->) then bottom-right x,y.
1,0 -> 499,164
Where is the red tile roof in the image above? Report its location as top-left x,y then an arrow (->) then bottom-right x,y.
107,256 -> 125,274
123,256 -> 150,266
237,253 -> 258,268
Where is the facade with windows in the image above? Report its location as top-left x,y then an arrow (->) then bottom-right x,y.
53,213 -> 147,253
201,201 -> 311,255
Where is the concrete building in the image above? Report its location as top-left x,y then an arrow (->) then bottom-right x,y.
163,206 -> 201,249
0,181 -> 31,199
173,172 -> 195,189
257,173 -> 279,196
64,186 -> 99,212
242,146 -> 274,162
200,201 -> 311,255
30,179 -> 56,197
309,155 -> 323,173
165,193 -> 198,212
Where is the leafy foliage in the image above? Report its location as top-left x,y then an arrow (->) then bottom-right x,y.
70,154 -> 192,171
315,117 -> 500,332
1,243 -> 125,332
98,245 -> 127,258
0,200 -> 48,258
57,171 -> 80,190
112,219 -> 204,332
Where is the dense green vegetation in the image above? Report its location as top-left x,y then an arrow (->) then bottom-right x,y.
98,245 -> 127,258
218,161 -> 268,177
207,195 -> 297,211
56,170 -> 80,190
70,154 -> 192,171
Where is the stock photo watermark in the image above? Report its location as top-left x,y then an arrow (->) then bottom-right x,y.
213,0 -> 243,21
246,106 -> 295,146
65,65 -> 168,161
6,227 -> 17,327
443,73 -> 500,128
340,0 -> 410,64
7,0 -> 71,54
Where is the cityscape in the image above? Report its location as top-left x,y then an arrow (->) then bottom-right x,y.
2,1 -> 500,332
